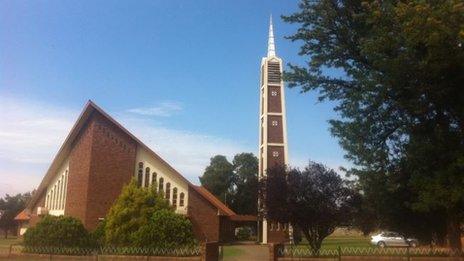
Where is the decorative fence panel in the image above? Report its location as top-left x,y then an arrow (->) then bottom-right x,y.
270,244 -> 464,261
2,244 -> 207,261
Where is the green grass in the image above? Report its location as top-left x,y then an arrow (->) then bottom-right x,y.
222,245 -> 246,257
296,235 -> 374,250
0,236 -> 22,247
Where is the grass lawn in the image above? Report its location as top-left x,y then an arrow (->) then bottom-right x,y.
296,234 -> 374,250
222,245 -> 246,257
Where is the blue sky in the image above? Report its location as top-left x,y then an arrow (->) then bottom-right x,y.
0,0 -> 349,196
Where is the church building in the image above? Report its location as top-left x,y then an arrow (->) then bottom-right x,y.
16,101 -> 255,242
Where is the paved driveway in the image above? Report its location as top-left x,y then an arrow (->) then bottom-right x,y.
222,244 -> 269,261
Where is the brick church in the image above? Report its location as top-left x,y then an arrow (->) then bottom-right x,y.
16,18 -> 290,244
15,100 -> 255,242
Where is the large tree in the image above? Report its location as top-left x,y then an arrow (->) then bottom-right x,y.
260,162 -> 355,253
199,153 -> 259,214
199,155 -> 235,204
0,192 -> 32,238
230,153 -> 259,215
283,0 -> 464,250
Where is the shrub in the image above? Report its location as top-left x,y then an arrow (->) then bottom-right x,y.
24,215 -> 91,247
104,179 -> 171,246
236,227 -> 251,241
133,209 -> 196,249
89,220 -> 106,247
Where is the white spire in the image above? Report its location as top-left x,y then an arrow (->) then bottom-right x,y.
267,15 -> 276,57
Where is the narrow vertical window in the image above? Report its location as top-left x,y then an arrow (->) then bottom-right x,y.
179,192 -> 185,207
165,183 -> 171,202
144,167 -> 150,188
159,177 -> 164,192
151,172 -> 157,187
172,188 -> 178,208
137,162 -> 143,187
63,171 -> 68,209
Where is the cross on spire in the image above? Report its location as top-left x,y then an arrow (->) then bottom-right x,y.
267,15 -> 276,57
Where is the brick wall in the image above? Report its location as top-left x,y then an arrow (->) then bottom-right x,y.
66,115 -> 94,226
268,86 -> 282,113
267,146 -> 285,168
267,115 -> 283,143
187,186 -> 220,242
29,193 -> 45,227
65,111 -> 137,230
84,112 -> 137,230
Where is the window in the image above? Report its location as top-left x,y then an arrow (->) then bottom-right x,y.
151,172 -> 157,187
165,183 -> 171,202
179,192 -> 185,207
172,188 -> 178,207
159,178 -> 164,192
271,90 -> 277,96
144,167 -> 150,188
272,151 -> 279,157
137,162 -> 143,187
270,222 -> 274,231
271,120 -> 278,126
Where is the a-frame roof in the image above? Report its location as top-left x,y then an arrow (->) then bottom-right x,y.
27,101 -> 236,217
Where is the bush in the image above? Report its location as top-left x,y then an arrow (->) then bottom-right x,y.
90,220 -> 106,247
236,227 -> 251,241
104,179 -> 171,246
24,215 -> 92,248
133,209 -> 196,249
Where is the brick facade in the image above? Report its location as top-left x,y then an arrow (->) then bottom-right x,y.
267,146 -> 285,169
267,115 -> 283,143
267,86 -> 282,113
187,186 -> 220,242
83,113 -> 137,230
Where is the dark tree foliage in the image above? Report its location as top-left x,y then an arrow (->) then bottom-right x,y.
283,0 -> 464,250
0,192 -> 32,238
230,153 -> 259,215
260,162 -> 355,253
199,155 -> 234,204
199,153 -> 259,215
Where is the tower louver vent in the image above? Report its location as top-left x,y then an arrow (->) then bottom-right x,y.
267,62 -> 281,83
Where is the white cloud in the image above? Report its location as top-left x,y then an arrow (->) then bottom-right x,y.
127,101 -> 183,117
0,97 -> 251,196
117,116 -> 252,183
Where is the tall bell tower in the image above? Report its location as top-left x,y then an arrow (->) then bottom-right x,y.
258,16 -> 289,244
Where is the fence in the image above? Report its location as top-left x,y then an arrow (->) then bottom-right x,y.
1,242 -> 219,261
269,244 -> 464,261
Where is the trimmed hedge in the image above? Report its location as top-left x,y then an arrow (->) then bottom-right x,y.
24,215 -> 93,248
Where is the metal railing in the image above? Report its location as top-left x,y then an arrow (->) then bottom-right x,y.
5,244 -> 201,258
280,245 -> 463,259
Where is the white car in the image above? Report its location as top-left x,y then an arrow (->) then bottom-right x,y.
371,231 -> 419,248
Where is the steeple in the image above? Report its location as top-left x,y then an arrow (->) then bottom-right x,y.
267,15 -> 276,57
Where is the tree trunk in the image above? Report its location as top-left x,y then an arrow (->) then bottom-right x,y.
447,214 -> 462,252
3,229 -> 7,239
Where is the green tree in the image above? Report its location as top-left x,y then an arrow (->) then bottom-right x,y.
230,153 -> 258,215
104,179 -> 170,246
283,0 -> 464,250
199,155 -> 234,204
133,209 -> 196,249
0,192 -> 31,238
23,215 -> 91,247
260,162 -> 355,253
